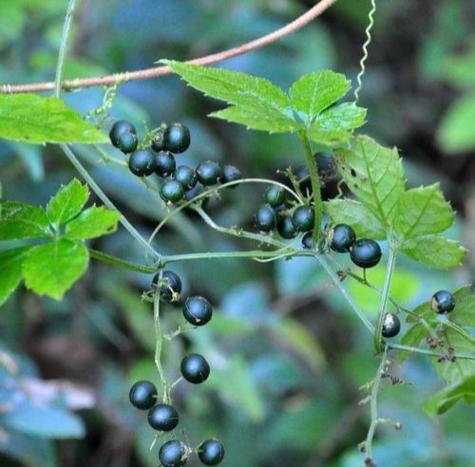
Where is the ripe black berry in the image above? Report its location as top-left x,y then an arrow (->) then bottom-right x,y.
265,186 -> 285,207
148,403 -> 179,432
184,183 -> 205,202
163,123 -> 191,154
277,215 -> 297,239
110,120 -> 137,153
222,165 -> 242,186
160,180 -> 185,203
151,126 -> 166,152
159,440 -> 188,467
174,165 -> 197,189
292,206 -> 315,232
196,160 -> 223,186
302,232 -> 315,249
129,380 -> 157,410
254,205 -> 276,232
183,296 -> 213,326
155,151 -> 176,177
329,224 -> 356,253
350,239 -> 382,268
431,290 -> 455,314
315,152 -> 337,179
152,270 -> 182,302
198,439 -> 225,465
381,313 -> 401,338
129,149 -> 156,176
181,353 -> 210,384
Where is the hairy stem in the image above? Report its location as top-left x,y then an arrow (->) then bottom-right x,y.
89,249 -> 157,273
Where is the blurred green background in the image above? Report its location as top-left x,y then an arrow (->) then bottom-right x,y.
1,0 -> 475,466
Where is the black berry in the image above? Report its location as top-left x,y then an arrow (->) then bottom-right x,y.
174,165 -> 197,190
110,120 -> 137,153
302,232 -> 315,249
183,296 -> 213,326
350,239 -> 382,268
184,183 -> 205,202
222,165 -> 242,186
329,224 -> 356,253
254,205 -> 276,232
129,380 -> 157,410
265,186 -> 285,207
315,153 -> 337,179
152,270 -> 182,302
292,206 -> 315,232
277,215 -> 297,239
160,180 -> 185,203
431,290 -> 455,314
155,151 -> 176,177
148,403 -> 179,432
129,149 -> 156,177
196,160 -> 223,186
151,126 -> 166,152
198,439 -> 225,465
159,440 -> 188,467
180,353 -> 210,384
163,123 -> 191,154
381,313 -> 401,338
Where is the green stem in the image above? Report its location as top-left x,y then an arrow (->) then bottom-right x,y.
374,245 -> 397,353
153,283 -> 169,403
442,320 -> 475,345
89,249 -> 157,273
388,343 -> 475,360
299,131 -> 322,242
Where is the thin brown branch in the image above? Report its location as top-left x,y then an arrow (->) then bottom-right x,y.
0,0 -> 338,94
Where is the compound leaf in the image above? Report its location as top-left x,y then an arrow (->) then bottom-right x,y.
65,206 -> 120,240
0,247 -> 30,306
0,201 -> 51,240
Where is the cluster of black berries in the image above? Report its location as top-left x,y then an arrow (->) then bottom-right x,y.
109,120 -> 242,205
128,271 -> 224,466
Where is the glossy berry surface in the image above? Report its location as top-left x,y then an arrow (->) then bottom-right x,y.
350,239 -> 382,268
302,232 -> 315,249
431,290 -> 455,314
151,128 -> 166,152
292,206 -> 315,232
198,439 -> 225,465
265,186 -> 285,207
254,205 -> 276,232
155,151 -> 176,177
184,183 -> 205,202
147,403 -> 179,432
381,313 -> 401,338
174,165 -> 197,189
129,149 -> 156,176
152,270 -> 182,302
114,130 -> 138,154
315,152 -> 337,179
163,123 -> 191,154
222,165 -> 242,186
129,380 -> 157,410
277,215 -> 297,239
196,160 -> 223,186
160,180 -> 185,203
330,224 -> 356,253
180,353 -> 210,384
159,440 -> 187,467
109,120 -> 136,149
183,296 -> 213,326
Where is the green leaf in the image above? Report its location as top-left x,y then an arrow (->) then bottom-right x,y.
399,322 -> 427,362
0,201 -> 51,240
0,247 -> 30,306
23,239 -> 89,300
289,70 -> 350,121
0,94 -> 108,144
447,285 -> 475,327
324,199 -> 385,239
336,135 -> 405,231
65,206 -> 120,240
401,235 -> 465,269
394,183 -> 454,239
437,92 -> 475,153
46,179 -> 89,227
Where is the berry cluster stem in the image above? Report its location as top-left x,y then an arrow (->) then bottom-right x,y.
299,131 -> 323,243
153,281 -> 170,403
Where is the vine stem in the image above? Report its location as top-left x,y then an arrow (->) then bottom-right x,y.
89,249 -> 157,273
162,249 -> 300,264
388,343 -> 475,361
299,131 -> 323,242
2,0 -> 338,94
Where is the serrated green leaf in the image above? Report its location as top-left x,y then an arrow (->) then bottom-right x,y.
0,201 -> 51,240
324,199 -> 385,239
289,70 -> 350,121
46,179 -> 89,227
437,91 -> 475,153
65,206 -> 120,240
23,239 -> 89,300
399,322 -> 428,362
336,135 -> 405,231
211,105 -> 298,133
0,247 -> 30,306
394,183 -> 454,239
448,285 -> 475,327
401,235 -> 465,269
0,94 -> 108,144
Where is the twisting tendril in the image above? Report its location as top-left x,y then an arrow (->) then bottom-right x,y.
354,0 -> 377,102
